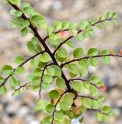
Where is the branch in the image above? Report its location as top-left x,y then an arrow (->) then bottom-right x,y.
51,91 -> 67,124
69,78 -> 99,89
61,54 -> 122,67
39,63 -> 54,99
9,2 -> 72,92
43,18 -> 112,43
0,51 -> 45,88
78,95 -> 97,100
14,82 -> 30,92
52,18 -> 113,55
87,108 -> 109,116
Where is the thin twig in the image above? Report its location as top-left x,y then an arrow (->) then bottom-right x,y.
0,51 -> 45,88
61,54 -> 122,67
39,63 -> 54,99
51,91 -> 67,124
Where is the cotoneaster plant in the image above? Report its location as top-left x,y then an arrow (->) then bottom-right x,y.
0,0 -> 121,124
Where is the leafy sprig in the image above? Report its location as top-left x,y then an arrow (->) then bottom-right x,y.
0,0 -> 120,123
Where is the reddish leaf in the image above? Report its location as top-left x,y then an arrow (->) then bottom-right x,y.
59,31 -> 69,38
100,85 -> 106,91
120,49 -> 122,55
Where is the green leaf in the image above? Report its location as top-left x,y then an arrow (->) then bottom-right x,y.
16,66 -> 25,75
104,21 -> 110,26
13,56 -> 24,64
89,85 -> 99,96
102,114 -> 109,122
38,61 -> 47,68
42,82 -> 50,90
53,21 -> 62,30
31,36 -> 38,45
2,0 -> 9,5
101,50 -> 110,55
33,85 -> 40,92
62,21 -> 70,29
52,65 -> 62,77
9,0 -> 20,5
40,53 -> 50,63
108,110 -> 115,117
49,39 -> 60,46
9,76 -> 17,86
98,95 -> 105,102
106,12 -> 113,18
96,81 -> 104,87
96,24 -> 102,30
45,103 -> 55,113
85,25 -> 95,37
79,67 -> 88,77
87,48 -> 98,56
99,15 -> 105,21
0,86 -> 7,94
67,64 -> 79,75
63,94 -> 73,105
72,81 -> 81,92
60,101 -> 69,111
44,116 -> 52,123
34,100 -> 47,112
89,19 -> 95,25
69,72 -> 77,78
49,33 -> 59,40
27,41 -> 37,54
96,112 -> 103,121
78,20 -> 89,29
0,76 -> 4,84
55,111 -> 64,119
69,22 -> 77,29
89,58 -> 99,66
82,81 -> 90,89
66,40 -> 75,48
9,17 -> 25,28
112,12 -> 117,18
112,19 -> 118,25
34,45 -> 42,53
2,65 -> 13,75
32,76 -> 40,85
43,75 -> 53,83
20,27 -> 28,37
14,90 -> 21,96
46,26 -> 54,35
56,54 -> 66,62
56,77 -> 66,88
48,90 -> 59,99
78,59 -> 88,68
76,33 -> 84,42
102,56 -> 111,64
23,20 -> 30,27
91,100 -> 101,109
26,74 -> 34,82
33,68 -> 42,76
73,48 -> 84,58
90,76 -> 100,83
22,5 -> 36,15
102,106 -> 111,113
45,66 -> 55,76
10,10 -> 22,17
69,29 -> 78,36
82,98 -> 92,108
30,58 -> 39,67
57,48 -> 67,59
30,15 -> 47,28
